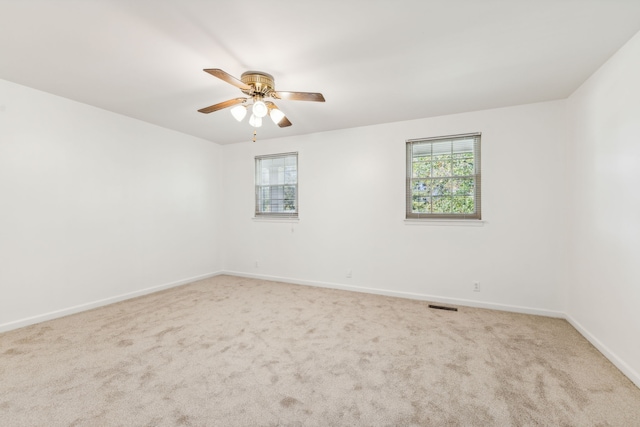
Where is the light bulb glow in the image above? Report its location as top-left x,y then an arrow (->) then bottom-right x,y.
230,105 -> 247,122
249,114 -> 262,128
269,108 -> 286,125
252,100 -> 268,118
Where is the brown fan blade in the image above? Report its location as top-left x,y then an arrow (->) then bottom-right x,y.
203,69 -> 251,91
265,101 -> 292,127
272,91 -> 325,102
198,97 -> 246,114
277,116 -> 292,128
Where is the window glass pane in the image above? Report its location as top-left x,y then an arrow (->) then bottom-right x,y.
272,157 -> 285,169
451,197 -> 474,213
284,185 -> 296,211
412,143 -> 431,158
412,179 -> 430,192
431,196 -> 452,213
255,153 -> 298,216
431,141 -> 452,155
406,135 -> 480,219
276,167 -> 284,184
284,166 -> 297,184
430,179 -> 451,196
412,161 -> 431,178
260,186 -> 270,212
412,194 -> 430,213
452,178 -> 474,196
432,156 -> 451,177
272,184 -> 283,197
266,185 -> 279,212
453,158 -> 474,176
452,138 -> 474,154
453,151 -> 474,160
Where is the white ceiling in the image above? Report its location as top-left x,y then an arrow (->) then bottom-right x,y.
1,0 -> 639,145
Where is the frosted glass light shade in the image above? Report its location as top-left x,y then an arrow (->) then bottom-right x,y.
270,108 -> 286,125
249,114 -> 262,127
252,100 -> 268,118
230,105 -> 247,122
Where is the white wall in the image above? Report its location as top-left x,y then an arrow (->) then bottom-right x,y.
0,79 -> 222,330
221,100 -> 567,316
565,31 -> 640,386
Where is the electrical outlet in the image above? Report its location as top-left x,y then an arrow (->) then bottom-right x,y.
346,269 -> 352,278
473,281 -> 480,292
255,260 -> 259,268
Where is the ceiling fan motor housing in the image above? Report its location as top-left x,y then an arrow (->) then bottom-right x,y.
241,71 -> 275,96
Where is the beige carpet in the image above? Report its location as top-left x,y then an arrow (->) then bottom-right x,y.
1,275 -> 639,426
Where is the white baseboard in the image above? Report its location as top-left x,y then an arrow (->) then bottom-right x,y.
220,270 -> 565,318
565,314 -> 640,389
0,271 -> 223,333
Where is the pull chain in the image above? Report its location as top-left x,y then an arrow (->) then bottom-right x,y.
252,129 -> 257,142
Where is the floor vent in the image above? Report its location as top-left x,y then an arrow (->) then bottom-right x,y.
428,304 -> 458,312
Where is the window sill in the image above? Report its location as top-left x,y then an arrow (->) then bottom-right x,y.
404,219 -> 485,227
252,216 -> 299,222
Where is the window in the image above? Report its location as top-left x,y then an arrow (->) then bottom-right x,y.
406,133 -> 481,220
255,152 -> 298,217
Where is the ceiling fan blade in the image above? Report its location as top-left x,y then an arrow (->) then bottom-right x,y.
203,69 -> 251,91
272,91 -> 325,102
277,116 -> 292,128
266,101 -> 292,127
198,97 -> 247,114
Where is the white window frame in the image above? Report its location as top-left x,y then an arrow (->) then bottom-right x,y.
406,133 -> 481,220
255,152 -> 298,218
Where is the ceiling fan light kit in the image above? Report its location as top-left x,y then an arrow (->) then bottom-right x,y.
252,98 -> 268,118
230,104 -> 247,122
248,114 -> 262,128
269,108 -> 286,125
198,68 -> 325,134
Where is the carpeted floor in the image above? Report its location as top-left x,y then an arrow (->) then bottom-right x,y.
1,275 -> 639,426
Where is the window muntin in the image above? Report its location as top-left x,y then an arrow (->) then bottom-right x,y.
406,133 -> 481,219
255,152 -> 298,217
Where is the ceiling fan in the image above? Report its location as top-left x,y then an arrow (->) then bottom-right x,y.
197,69 -> 325,128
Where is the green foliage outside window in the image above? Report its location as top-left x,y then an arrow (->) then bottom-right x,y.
407,135 -> 481,219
